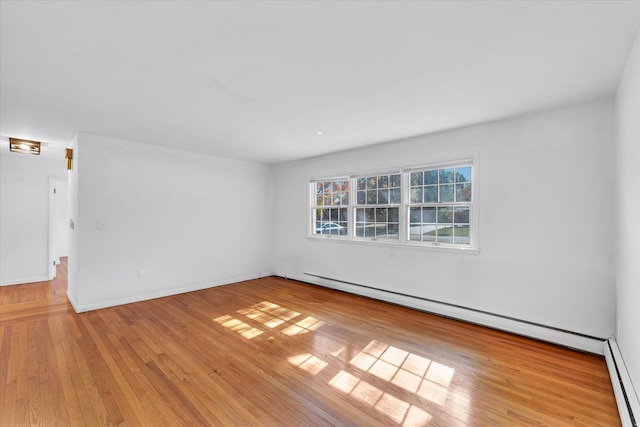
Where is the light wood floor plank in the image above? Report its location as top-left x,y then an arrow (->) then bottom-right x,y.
0,258 -> 620,426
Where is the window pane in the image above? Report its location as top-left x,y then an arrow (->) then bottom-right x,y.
366,190 -> 377,204
439,184 -> 454,202
357,191 -> 366,204
330,209 -> 339,221
422,229 -> 436,242
409,226 -> 421,241
365,208 -> 375,222
388,223 -> 399,237
377,189 -> 389,204
436,232 -> 453,243
315,210 -> 322,221
411,188 -> 422,203
389,188 -> 401,204
357,178 -> 366,190
439,169 -> 454,184
410,207 -> 421,223
423,207 -> 436,223
376,208 -> 387,222
410,172 -> 423,186
388,207 -> 399,222
321,208 -> 330,221
423,186 -> 438,203
378,175 -> 388,188
314,178 -> 349,210
424,170 -> 438,185
364,225 -> 375,237
339,208 -> 348,222
337,191 -> 349,205
356,208 -> 364,222
390,174 -> 401,188
437,207 -> 452,223
375,224 -> 387,238
367,176 -> 378,189
455,183 -> 472,202
453,225 -> 470,244
453,206 -> 469,224
455,166 -> 471,182
356,225 -> 365,237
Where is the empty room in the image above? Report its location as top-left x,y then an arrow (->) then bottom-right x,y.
1,1 -> 639,426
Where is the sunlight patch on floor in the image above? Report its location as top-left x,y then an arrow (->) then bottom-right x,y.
288,353 -> 328,375
282,316 -> 325,336
213,315 -> 263,339
237,301 -> 301,329
350,340 -> 454,405
329,370 -> 433,426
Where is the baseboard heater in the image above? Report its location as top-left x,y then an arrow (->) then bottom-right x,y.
289,273 -> 635,424
604,338 -> 639,427
297,272 -> 605,355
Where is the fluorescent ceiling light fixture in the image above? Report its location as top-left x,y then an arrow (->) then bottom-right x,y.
9,138 -> 41,155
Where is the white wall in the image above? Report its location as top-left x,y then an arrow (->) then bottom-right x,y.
274,99 -> 615,344
67,133 -> 274,311
0,151 -> 67,285
67,136 -> 79,305
615,30 -> 640,401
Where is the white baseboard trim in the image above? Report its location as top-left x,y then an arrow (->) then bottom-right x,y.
1,275 -> 49,287
604,338 -> 639,427
283,272 -> 605,355
70,272 -> 272,313
66,290 -> 80,313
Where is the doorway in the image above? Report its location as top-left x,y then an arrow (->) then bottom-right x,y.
48,177 -> 68,280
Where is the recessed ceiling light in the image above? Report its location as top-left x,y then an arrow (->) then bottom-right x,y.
317,131 -> 323,135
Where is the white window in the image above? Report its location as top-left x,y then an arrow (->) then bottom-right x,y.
354,173 -> 401,240
309,158 -> 477,251
407,163 -> 473,246
311,178 -> 349,236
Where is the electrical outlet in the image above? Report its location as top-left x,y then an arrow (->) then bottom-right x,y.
138,269 -> 146,279
96,219 -> 106,229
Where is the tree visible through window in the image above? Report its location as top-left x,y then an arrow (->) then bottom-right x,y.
355,173 -> 400,240
310,160 -> 475,249
408,165 -> 472,244
312,179 -> 349,235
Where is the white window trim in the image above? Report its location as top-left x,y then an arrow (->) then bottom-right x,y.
403,157 -> 477,250
352,169 -> 401,243
309,176 -> 351,239
308,155 -> 479,253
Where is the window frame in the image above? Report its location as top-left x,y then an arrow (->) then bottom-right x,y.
352,169 -> 402,242
309,177 -> 351,239
403,159 -> 476,249
308,156 -> 478,252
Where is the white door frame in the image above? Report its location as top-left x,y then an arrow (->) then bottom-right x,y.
48,176 -> 68,280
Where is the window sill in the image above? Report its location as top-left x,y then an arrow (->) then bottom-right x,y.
307,235 -> 480,255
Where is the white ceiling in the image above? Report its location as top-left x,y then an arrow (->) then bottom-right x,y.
1,1 -> 639,164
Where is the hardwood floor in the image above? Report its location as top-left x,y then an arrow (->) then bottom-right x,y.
0,259 -> 620,426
